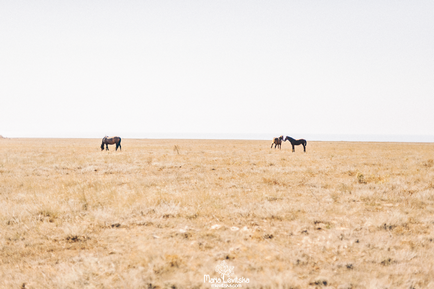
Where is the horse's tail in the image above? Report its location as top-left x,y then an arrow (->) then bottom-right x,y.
305,140 -> 307,146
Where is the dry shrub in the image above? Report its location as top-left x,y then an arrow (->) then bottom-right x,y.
356,172 -> 367,184
37,208 -> 59,223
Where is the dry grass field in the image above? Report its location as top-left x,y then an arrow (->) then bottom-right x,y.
1,138 -> 434,289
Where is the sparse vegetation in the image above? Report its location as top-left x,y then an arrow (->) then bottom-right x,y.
173,145 -> 180,155
1,138 -> 434,288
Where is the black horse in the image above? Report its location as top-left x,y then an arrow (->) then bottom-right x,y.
101,136 -> 122,151
271,136 -> 283,149
283,136 -> 307,152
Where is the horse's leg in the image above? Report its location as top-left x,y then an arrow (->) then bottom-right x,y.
303,144 -> 306,152
292,144 -> 295,152
106,144 -> 109,151
116,143 -> 118,151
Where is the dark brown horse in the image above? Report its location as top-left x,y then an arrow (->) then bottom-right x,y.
101,136 -> 122,151
271,136 -> 283,149
283,136 -> 307,152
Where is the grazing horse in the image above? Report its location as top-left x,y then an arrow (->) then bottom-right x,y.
271,136 -> 283,149
283,136 -> 307,152
101,136 -> 122,151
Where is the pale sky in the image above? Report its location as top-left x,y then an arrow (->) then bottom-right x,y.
1,1 -> 433,140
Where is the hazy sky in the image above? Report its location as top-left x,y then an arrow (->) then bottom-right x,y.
1,1 -> 433,140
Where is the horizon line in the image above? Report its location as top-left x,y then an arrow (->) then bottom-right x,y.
1,133 -> 434,143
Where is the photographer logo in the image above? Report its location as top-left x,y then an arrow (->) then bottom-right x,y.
204,260 -> 250,288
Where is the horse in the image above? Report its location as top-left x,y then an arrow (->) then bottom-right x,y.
101,136 -> 122,151
271,136 -> 283,149
283,136 -> 307,152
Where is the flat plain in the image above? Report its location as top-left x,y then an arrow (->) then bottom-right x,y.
1,138 -> 434,288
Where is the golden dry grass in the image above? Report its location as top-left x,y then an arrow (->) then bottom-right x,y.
1,138 -> 434,288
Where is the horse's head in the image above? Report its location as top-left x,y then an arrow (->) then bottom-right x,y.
101,142 -> 105,150
285,136 -> 296,142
